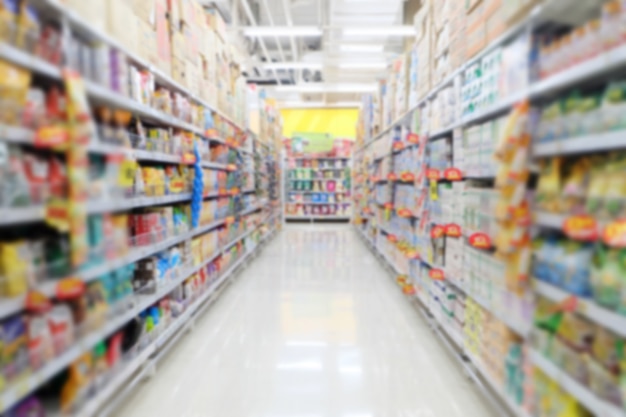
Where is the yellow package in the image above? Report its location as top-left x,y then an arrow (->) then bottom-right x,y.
0,0 -> 18,43
0,59 -> 31,125
16,2 -> 40,52
0,241 -> 31,296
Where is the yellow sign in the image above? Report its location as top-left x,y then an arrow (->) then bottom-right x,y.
280,108 -> 359,139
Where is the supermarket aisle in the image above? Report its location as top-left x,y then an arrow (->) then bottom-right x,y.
117,225 -> 496,417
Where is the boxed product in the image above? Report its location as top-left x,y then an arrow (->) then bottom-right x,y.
132,0 -> 156,25
107,0 -> 139,53
205,7 -> 227,42
66,0 -> 107,32
137,20 -> 159,66
466,1 -> 486,58
154,0 -> 172,75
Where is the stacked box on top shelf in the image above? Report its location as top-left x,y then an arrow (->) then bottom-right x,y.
393,54 -> 409,119
414,0 -> 433,100
408,44 -> 420,108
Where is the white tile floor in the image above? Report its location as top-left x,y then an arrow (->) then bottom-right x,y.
116,225 -> 498,417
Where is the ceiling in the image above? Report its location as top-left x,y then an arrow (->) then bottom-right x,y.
207,0 -> 411,107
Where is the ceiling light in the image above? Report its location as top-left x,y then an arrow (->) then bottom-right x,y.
338,62 -> 388,69
263,62 -> 323,70
343,26 -> 416,37
279,101 -> 362,108
243,26 -> 322,37
275,83 -> 377,93
339,44 -> 385,53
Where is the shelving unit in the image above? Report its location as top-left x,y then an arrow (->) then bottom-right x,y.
284,156 -> 353,222
0,0 -> 284,414
353,1 -> 626,416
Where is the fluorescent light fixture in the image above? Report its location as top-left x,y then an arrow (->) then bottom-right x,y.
279,101 -> 362,109
244,26 -> 322,37
343,26 -> 416,37
263,62 -> 323,70
275,83 -> 377,93
339,44 -> 385,53
338,62 -> 388,69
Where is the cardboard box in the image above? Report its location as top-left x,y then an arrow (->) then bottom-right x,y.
205,8 -> 227,42
154,0 -> 172,75
486,4 -> 506,42
172,56 -> 186,86
66,0 -> 107,32
132,0 -> 156,26
182,23 -> 200,62
137,20 -> 159,65
168,0 -> 181,29
178,0 -> 194,25
107,0 -> 139,51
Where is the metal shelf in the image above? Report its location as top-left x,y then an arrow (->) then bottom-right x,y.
534,279 -> 626,338
355,225 -> 527,417
78,226 -> 277,417
27,0 -> 246,132
0,42 -> 62,79
284,215 -> 351,220
0,222 -> 274,414
533,130 -> 626,157
530,350 -> 625,417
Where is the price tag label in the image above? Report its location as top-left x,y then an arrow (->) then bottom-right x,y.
182,153 -> 196,164
45,199 -> 70,232
429,269 -> 444,280
56,278 -> 86,299
443,168 -> 463,181
169,180 -> 186,194
400,172 -> 415,182
563,215 -> 598,241
469,232 -> 492,249
403,285 -> 416,295
431,225 -> 445,239
426,169 -> 440,181
387,173 -> 397,181
387,234 -> 398,243
549,295 -> 579,313
397,208 -> 412,218
396,275 -> 407,284
384,202 -> 394,210
25,291 -> 51,313
35,126 -> 69,148
407,133 -> 419,144
392,142 -> 404,151
226,164 -> 237,172
406,250 -> 419,260
445,224 -> 462,238
602,219 -> 626,247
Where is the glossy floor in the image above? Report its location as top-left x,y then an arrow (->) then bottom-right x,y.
116,225 -> 498,417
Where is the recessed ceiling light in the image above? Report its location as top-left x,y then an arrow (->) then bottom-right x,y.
263,62 -> 323,70
275,83 -> 377,93
244,26 -> 322,37
338,62 -> 388,69
339,44 -> 385,53
343,26 -> 416,36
